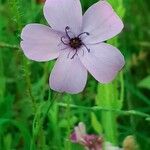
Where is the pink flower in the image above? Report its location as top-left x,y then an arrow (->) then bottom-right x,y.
70,122 -> 123,150
70,122 -> 103,150
21,0 -> 125,94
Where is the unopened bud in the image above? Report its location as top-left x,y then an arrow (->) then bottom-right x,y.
123,135 -> 139,150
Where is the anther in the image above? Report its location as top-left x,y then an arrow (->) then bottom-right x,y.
82,43 -> 90,52
65,26 -> 71,39
71,49 -> 78,59
66,26 -> 70,30
78,32 -> 90,38
61,36 -> 68,45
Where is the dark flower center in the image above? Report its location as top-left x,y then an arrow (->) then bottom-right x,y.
69,37 -> 82,49
60,26 -> 90,59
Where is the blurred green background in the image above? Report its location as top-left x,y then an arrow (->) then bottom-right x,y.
0,0 -> 150,150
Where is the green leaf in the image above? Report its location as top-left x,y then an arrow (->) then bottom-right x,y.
0,119 -> 31,150
91,113 -> 103,134
138,76 -> 150,90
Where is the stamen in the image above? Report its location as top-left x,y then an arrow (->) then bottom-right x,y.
65,26 -> 71,39
78,32 -> 90,38
71,49 -> 78,59
61,36 -> 68,45
67,31 -> 75,38
67,50 -> 78,59
67,51 -> 72,58
82,43 -> 90,52
60,47 -> 68,51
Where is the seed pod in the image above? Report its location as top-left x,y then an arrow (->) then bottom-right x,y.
123,135 -> 139,150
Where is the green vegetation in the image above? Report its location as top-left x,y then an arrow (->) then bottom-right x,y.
0,0 -> 150,149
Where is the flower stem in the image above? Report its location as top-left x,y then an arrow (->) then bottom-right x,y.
0,48 -> 5,102
0,42 -> 19,49
30,92 -> 63,150
66,95 -> 72,150
57,103 -> 150,121
120,71 -> 124,105
23,58 -> 37,113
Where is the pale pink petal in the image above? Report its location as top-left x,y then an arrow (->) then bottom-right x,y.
71,122 -> 86,143
44,0 -> 82,35
49,52 -> 87,94
74,127 -> 83,142
21,24 -> 62,61
79,43 -> 125,83
78,122 -> 86,135
82,1 -> 124,44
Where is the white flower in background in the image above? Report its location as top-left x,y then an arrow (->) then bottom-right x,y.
70,122 -> 123,150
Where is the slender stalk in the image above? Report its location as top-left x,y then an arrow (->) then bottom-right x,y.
0,46 -> 5,102
0,42 -> 19,49
57,103 -> 150,120
136,41 -> 150,47
30,92 -> 63,150
44,92 -> 62,119
120,71 -> 124,105
100,84 -> 118,144
66,96 -> 71,150
23,58 -> 37,113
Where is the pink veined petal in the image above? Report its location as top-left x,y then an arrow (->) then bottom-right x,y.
44,0 -> 82,35
49,51 -> 87,94
82,1 -> 124,44
79,43 -> 125,83
21,24 -> 62,62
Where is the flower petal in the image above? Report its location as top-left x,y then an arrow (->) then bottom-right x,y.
71,122 -> 86,143
21,24 -> 62,61
70,132 -> 78,142
82,1 -> 124,44
49,52 -> 87,94
44,0 -> 82,35
79,43 -> 125,83
74,127 -> 83,142
78,122 -> 86,135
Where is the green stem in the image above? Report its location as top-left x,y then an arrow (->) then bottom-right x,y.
120,71 -> 124,105
136,41 -> 150,47
66,96 -> 71,150
0,47 -> 5,102
23,58 -> 37,113
0,42 -> 19,49
44,92 -> 61,120
31,92 -> 63,150
101,84 -> 118,144
58,103 -> 150,121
